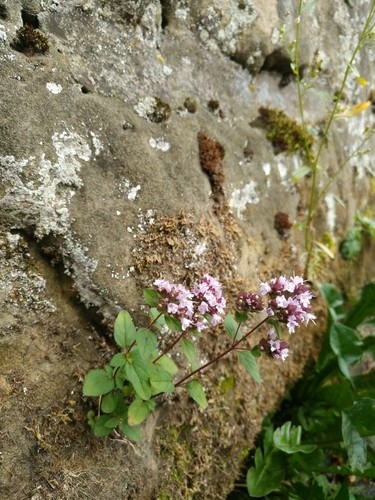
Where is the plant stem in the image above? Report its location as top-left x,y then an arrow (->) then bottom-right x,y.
175,316 -> 269,387
232,321 -> 243,344
153,329 -> 186,363
299,2 -> 375,275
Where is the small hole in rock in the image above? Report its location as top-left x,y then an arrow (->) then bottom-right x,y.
0,4 -> 8,19
21,10 -> 39,29
81,85 -> 90,94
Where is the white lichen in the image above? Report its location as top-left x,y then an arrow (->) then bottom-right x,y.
46,82 -> 63,94
229,181 -> 260,219
149,137 -> 170,152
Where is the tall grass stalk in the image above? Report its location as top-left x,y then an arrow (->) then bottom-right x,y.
293,0 -> 375,275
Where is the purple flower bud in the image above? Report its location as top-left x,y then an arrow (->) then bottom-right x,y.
236,291 -> 264,312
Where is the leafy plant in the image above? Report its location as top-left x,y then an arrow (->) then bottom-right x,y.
288,1 -> 375,275
340,213 -> 375,260
83,275 -> 315,441
245,282 -> 375,499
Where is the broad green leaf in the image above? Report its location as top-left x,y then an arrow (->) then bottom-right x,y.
165,314 -> 182,331
104,416 -> 122,428
150,365 -> 174,394
344,399 -> 375,435
90,415 -> 113,437
246,447 -> 285,497
143,288 -> 160,307
315,381 -> 354,410
224,314 -> 241,339
342,411 -> 367,472
238,351 -> 261,383
320,284 -> 345,323
235,311 -> 248,323
353,371 -> 375,398
154,354 -> 178,375
273,422 -> 316,454
136,328 -> 157,359
114,310 -> 137,348
83,368 -> 115,396
180,338 -> 198,370
345,283 -> 375,329
127,398 -> 151,426
340,227 -> 362,260
101,391 -> 120,413
119,422 -> 141,442
110,352 -> 127,367
149,307 -> 166,331
185,379 -> 208,409
292,479 -> 327,500
329,323 -> 363,379
334,479 -> 354,500
125,352 -> 151,400
293,165 -> 312,183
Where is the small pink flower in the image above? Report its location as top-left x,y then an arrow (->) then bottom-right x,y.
259,329 -> 289,362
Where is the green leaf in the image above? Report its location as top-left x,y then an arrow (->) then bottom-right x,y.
136,328 -> 157,359
143,288 -> 160,307
342,411 -> 367,472
246,447 -> 285,497
104,416 -> 122,428
180,338 -> 198,370
114,310 -> 137,348
267,318 -> 283,337
149,308 -> 166,331
110,352 -> 127,367
153,354 -> 178,375
273,422 -> 316,454
101,391 -> 120,413
235,311 -> 248,323
185,379 -> 208,409
89,415 -> 113,437
238,351 -> 261,383
329,323 -> 363,379
150,365 -> 174,394
165,314 -> 182,331
119,421 -> 141,442
224,314 -> 241,339
83,368 -> 115,397
344,399 -> 375,435
293,165 -> 312,183
340,227 -> 363,260
320,284 -> 345,323
127,398 -> 151,426
345,283 -> 375,329
125,352 -> 151,400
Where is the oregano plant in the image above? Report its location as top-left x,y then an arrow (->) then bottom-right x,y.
83,275 -> 315,441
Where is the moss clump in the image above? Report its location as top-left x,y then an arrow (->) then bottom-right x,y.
12,25 -> 49,56
252,107 -> 314,158
147,97 -> 171,123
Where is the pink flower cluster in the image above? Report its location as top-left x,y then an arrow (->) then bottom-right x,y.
154,274 -> 226,332
259,329 -> 289,362
259,275 -> 315,333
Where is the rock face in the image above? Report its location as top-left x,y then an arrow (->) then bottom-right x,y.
1,0 -> 374,498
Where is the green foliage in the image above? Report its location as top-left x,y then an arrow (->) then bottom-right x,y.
238,351 -> 261,383
246,282 -> 375,498
185,379 -> 208,409
254,107 -> 314,159
340,213 -> 375,261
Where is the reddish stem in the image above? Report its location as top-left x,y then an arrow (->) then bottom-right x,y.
153,329 -> 186,364
175,316 -> 269,387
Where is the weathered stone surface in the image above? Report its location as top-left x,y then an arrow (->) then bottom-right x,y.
1,0 -> 374,498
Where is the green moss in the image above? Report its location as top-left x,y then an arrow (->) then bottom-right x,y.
254,107 -> 314,159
